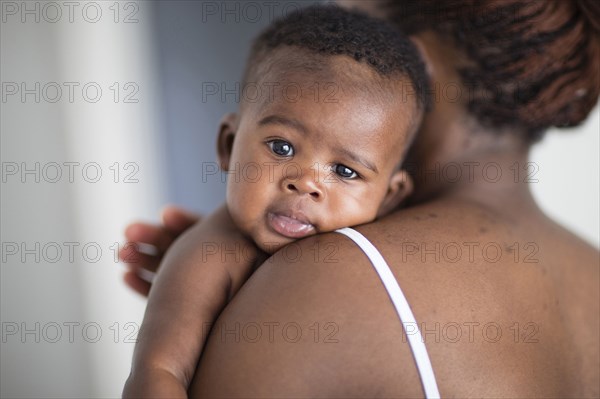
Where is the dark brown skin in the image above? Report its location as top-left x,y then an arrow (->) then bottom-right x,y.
121,9 -> 599,399
187,32 -> 599,397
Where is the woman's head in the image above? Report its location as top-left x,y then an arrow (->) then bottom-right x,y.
383,0 -> 600,142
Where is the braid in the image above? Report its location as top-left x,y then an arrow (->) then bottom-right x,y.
384,0 -> 600,142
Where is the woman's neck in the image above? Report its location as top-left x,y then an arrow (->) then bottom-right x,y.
406,121 -> 540,216
441,148 -> 538,213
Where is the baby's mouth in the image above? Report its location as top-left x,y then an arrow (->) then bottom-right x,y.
267,212 -> 316,239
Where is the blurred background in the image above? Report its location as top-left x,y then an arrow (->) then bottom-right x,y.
1,1 -> 598,397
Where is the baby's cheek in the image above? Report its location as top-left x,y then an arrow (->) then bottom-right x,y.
226,182 -> 251,229
226,178 -> 269,233
325,194 -> 379,229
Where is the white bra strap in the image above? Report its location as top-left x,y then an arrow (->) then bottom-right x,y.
335,227 -> 441,399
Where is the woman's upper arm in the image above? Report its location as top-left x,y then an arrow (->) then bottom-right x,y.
188,232 -> 423,398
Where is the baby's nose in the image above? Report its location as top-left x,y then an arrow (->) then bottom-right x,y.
283,174 -> 323,200
286,182 -> 323,199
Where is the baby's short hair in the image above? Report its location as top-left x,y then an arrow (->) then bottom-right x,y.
243,4 -> 431,111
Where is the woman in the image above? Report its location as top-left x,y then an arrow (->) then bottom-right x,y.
121,1 -> 599,396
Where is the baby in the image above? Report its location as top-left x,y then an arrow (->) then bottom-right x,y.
124,5 -> 429,397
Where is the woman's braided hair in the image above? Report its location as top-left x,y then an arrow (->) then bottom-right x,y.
384,0 -> 600,141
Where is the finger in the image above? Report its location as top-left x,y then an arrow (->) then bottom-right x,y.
123,271 -> 151,297
161,205 -> 200,235
124,223 -> 175,254
119,244 -> 161,273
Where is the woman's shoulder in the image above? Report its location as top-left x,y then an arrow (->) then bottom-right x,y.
191,199 -> 599,397
191,226 -> 432,397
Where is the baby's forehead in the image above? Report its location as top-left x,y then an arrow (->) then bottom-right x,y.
245,49 -> 420,124
258,50 -> 409,89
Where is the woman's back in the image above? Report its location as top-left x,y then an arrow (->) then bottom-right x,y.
190,195 -> 599,397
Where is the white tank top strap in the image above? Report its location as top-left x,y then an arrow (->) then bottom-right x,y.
335,227 -> 441,399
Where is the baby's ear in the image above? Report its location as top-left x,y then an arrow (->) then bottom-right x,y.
377,170 -> 414,217
217,113 -> 239,171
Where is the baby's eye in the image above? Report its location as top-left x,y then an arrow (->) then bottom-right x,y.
333,164 -> 358,179
267,140 -> 294,157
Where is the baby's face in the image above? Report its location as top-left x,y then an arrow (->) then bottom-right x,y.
220,58 -> 417,252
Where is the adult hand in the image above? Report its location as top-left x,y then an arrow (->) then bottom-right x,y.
119,205 -> 200,296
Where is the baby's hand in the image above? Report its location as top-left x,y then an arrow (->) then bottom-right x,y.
119,206 -> 200,296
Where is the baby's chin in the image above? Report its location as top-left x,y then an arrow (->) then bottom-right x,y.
253,233 -> 298,255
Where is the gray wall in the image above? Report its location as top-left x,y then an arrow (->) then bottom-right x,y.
0,16 -> 91,397
1,2 -> 166,396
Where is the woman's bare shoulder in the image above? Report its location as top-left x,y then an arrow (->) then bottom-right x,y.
191,200 -> 599,397
190,230 -> 427,397
190,201 -> 517,397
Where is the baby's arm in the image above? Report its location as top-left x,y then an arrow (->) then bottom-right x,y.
123,204 -> 264,398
